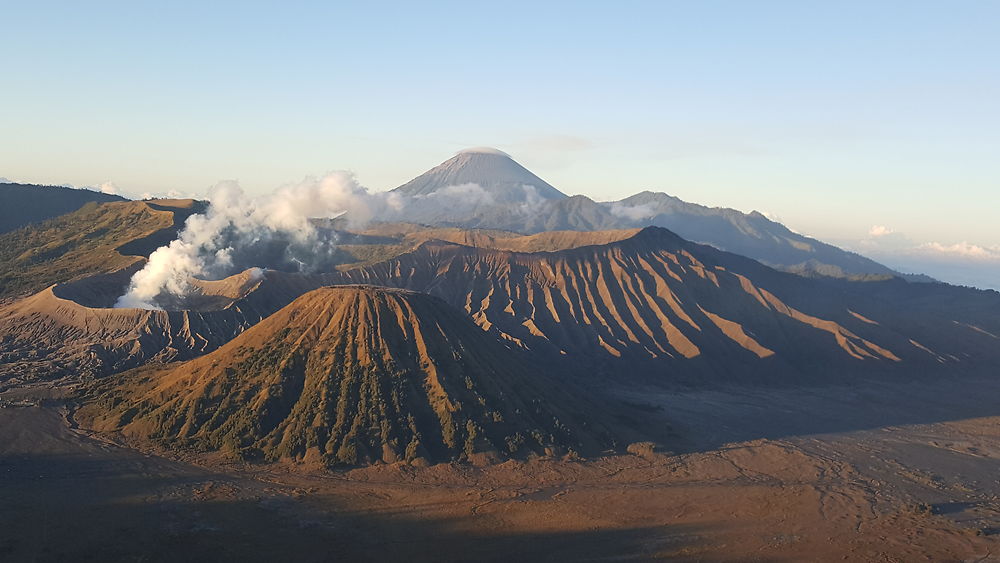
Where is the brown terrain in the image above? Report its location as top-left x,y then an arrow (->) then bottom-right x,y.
0,182 -> 126,235
4,224 -> 997,387
4,378 -> 1000,561
0,198 -> 203,304
2,199 -> 1000,561
79,286 -> 631,465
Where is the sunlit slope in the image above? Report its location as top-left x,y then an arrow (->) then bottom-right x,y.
0,199 -> 202,301
81,286 -> 625,465
4,226 -> 997,386
399,227 -> 643,253
330,227 -> 999,379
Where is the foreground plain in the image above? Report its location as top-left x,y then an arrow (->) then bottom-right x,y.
3,377 -> 1000,562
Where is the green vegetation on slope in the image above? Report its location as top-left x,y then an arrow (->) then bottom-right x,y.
80,286 -> 628,466
0,200 -> 197,301
0,183 -> 126,234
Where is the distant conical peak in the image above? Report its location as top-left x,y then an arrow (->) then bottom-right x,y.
392,147 -> 567,202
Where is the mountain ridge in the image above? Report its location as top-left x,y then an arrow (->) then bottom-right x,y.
387,151 -> 918,281
0,199 -> 203,303
6,226 -> 997,388
0,182 -> 127,234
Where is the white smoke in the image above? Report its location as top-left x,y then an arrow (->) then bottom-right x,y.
517,185 -> 548,215
413,182 -> 496,207
868,225 -> 894,237
115,172 -> 401,310
114,167 -> 570,310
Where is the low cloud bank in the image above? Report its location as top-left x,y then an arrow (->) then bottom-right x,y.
852,225 -> 1000,290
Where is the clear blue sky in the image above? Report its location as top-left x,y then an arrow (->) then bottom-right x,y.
2,1 -> 998,254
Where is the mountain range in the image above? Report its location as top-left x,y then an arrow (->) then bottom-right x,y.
5,219 -> 997,389
387,149 -> 927,281
2,150 -> 997,467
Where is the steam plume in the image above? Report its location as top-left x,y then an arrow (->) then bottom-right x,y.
115,172 -> 400,309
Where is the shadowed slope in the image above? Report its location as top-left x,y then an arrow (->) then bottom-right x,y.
81,286 -> 625,465
0,182 -> 126,234
0,273 -> 273,385
610,191 -> 902,280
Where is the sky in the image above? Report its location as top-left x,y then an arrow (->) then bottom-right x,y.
2,1 -> 998,288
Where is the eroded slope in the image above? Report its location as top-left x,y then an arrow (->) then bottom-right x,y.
5,227 -> 998,386
81,286 -> 625,465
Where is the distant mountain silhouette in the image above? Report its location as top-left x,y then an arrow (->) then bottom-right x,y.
388,151 -> 919,281
392,148 -> 566,202
0,182 -> 126,234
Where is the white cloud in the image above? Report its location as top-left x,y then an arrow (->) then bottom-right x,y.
917,241 -> 1000,261
846,226 -> 1000,289
98,181 -> 119,195
759,211 -> 782,223
856,227 -> 1000,263
609,202 -> 657,221
421,182 -> 495,205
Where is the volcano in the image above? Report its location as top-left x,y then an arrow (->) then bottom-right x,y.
392,147 -> 567,203
80,286 -> 627,465
389,149 -> 919,280
7,226 -> 1000,389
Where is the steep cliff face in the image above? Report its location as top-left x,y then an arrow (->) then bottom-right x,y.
80,286 -> 624,465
